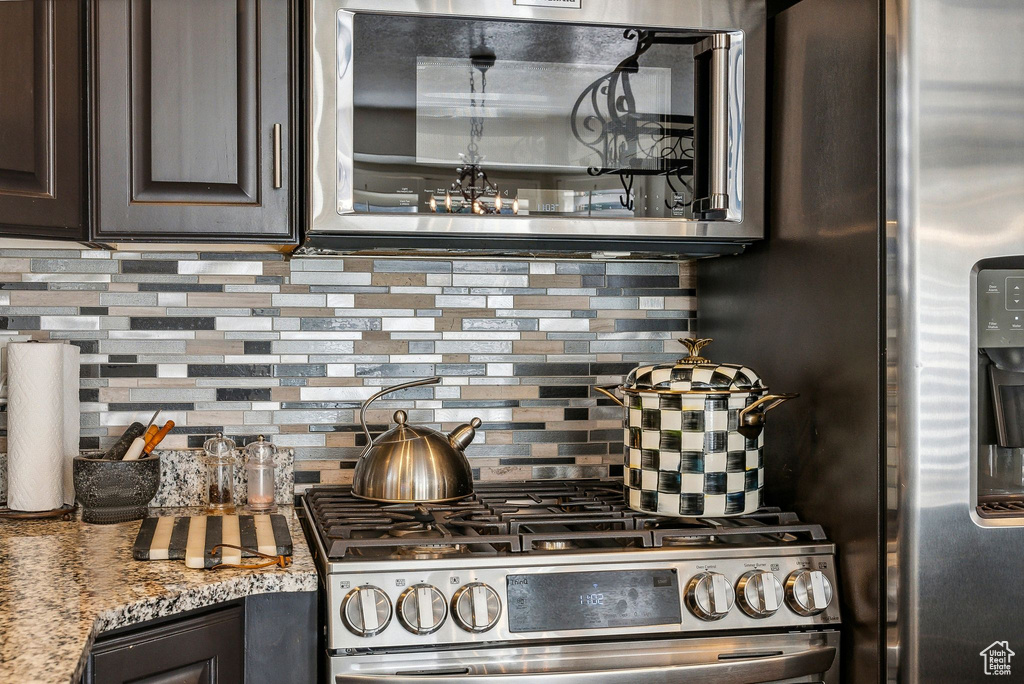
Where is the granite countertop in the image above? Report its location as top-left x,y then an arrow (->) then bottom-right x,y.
0,506 -> 317,684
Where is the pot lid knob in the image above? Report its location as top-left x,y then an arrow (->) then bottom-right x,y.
679,337 -> 713,365
393,410 -> 408,426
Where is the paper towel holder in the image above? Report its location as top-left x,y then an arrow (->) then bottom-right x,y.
0,504 -> 74,520
2,345 -> 67,520
0,339 -> 48,405
0,339 -> 47,406
3,339 -> 80,512
0,338 -> 43,406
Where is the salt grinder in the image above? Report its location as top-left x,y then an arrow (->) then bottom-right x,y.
244,435 -> 278,512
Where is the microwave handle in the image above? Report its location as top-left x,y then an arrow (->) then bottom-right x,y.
708,34 -> 730,212
335,646 -> 836,684
694,34 -> 732,217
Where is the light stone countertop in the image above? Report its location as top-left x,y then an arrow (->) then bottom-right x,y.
0,506 -> 317,684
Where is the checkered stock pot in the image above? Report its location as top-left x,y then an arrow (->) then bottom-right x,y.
594,338 -> 797,518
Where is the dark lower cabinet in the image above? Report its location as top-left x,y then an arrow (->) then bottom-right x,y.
0,0 -> 87,240
87,605 -> 244,684
244,592 -> 318,684
91,0 -> 297,242
81,592 -> 317,684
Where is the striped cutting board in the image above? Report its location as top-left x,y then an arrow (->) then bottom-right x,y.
132,514 -> 292,569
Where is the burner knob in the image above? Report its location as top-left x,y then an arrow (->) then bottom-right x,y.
452,582 -> 502,633
685,571 -> 735,621
341,585 -> 392,637
784,569 -> 834,616
736,570 -> 784,618
398,584 -> 448,635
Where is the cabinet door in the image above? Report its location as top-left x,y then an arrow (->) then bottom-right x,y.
0,0 -> 86,239
92,0 -> 295,242
89,606 -> 244,684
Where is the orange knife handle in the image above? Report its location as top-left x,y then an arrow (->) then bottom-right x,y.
143,425 -> 159,442
144,420 -> 175,453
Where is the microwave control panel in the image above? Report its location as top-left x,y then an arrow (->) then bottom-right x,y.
978,269 -> 1024,348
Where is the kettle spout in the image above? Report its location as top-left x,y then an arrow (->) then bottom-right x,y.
448,417 -> 482,451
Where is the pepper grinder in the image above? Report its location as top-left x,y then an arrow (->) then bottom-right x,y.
203,432 -> 237,514
244,435 -> 278,512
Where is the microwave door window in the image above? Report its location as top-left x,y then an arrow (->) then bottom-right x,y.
350,14 -> 703,219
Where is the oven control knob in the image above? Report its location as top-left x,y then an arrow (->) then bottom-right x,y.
685,571 -> 735,621
736,570 -> 785,618
785,569 -> 834,616
397,584 -> 448,635
452,582 -> 502,633
341,585 -> 392,637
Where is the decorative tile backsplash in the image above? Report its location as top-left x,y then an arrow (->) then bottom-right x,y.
0,249 -> 696,493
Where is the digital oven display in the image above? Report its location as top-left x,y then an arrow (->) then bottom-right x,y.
506,569 -> 681,632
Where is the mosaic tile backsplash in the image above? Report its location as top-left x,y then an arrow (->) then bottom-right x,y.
0,249 -> 696,493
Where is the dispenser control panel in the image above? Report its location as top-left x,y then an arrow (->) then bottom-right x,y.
978,269 -> 1024,347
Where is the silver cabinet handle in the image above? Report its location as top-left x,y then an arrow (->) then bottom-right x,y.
273,123 -> 282,189
335,646 -> 836,684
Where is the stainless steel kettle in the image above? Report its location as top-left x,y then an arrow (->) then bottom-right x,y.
351,377 -> 481,503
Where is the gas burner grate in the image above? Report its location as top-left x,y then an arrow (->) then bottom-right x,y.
304,480 -> 828,560
520,528 -> 654,552
638,509 -> 827,546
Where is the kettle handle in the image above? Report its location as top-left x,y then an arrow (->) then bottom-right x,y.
359,376 -> 441,447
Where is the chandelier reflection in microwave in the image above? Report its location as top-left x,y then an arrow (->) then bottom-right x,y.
427,48 -> 519,216
430,159 -> 519,216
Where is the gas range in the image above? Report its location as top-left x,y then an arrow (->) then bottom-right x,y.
302,480 -> 840,683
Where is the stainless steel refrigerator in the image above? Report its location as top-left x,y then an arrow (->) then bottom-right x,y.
700,0 -> 1024,681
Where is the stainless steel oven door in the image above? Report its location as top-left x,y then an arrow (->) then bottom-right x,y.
330,631 -> 839,684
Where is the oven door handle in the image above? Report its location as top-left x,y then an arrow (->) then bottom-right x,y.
335,646 -> 836,684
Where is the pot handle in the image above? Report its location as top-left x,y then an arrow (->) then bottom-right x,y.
593,385 -> 626,408
736,393 -> 799,440
359,376 -> 441,447
739,393 -> 799,419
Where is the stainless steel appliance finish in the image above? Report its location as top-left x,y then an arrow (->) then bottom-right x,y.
304,0 -> 766,254
886,0 -> 1024,681
302,480 -> 840,683
351,377 -> 479,502
331,632 -> 840,683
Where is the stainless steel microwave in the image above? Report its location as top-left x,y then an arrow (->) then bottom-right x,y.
304,0 -> 765,254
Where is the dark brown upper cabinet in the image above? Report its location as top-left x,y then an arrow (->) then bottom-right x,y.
91,0 -> 297,242
0,0 -> 87,240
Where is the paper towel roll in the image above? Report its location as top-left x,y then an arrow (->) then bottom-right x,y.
62,344 -> 81,505
6,342 -> 73,511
